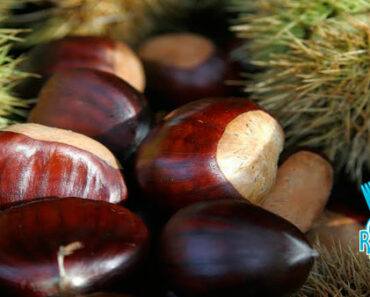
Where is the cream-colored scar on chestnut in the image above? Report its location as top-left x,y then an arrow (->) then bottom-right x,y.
216,110 -> 284,205
113,43 -> 146,92
138,33 -> 215,70
4,123 -> 121,169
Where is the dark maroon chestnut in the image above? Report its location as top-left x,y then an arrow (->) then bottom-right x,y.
28,68 -> 152,161
160,200 -> 316,297
18,36 -> 145,98
135,98 -> 284,213
0,198 -> 149,297
0,123 -> 127,208
138,33 -> 237,108
77,293 -> 134,297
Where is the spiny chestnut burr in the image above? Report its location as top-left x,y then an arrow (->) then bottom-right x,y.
0,123 -> 127,208
0,198 -> 149,297
28,68 -> 152,161
262,150 -> 333,232
138,33 -> 237,108
135,98 -> 284,213
160,200 -> 316,297
18,36 -> 145,98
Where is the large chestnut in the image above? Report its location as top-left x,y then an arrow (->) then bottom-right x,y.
0,198 -> 149,297
160,200 -> 316,297
18,36 -> 145,98
138,33 -> 237,108
28,68 -> 152,161
0,123 -> 127,207
135,98 -> 284,212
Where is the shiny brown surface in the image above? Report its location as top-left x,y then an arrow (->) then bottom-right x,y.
0,198 -> 149,297
77,293 -> 133,297
0,130 -> 127,207
29,69 -> 152,161
135,98 -> 276,213
18,36 -> 145,98
160,200 -> 315,297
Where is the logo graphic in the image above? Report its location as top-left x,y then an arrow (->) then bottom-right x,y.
360,182 -> 370,258
360,181 -> 370,211
359,219 -> 370,257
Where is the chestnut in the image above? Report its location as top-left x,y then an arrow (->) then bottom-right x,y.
135,98 -> 284,213
0,197 -> 149,297
28,68 -> 152,161
77,294 -> 133,297
307,210 -> 364,250
18,36 -> 145,98
160,200 -> 316,297
138,33 -> 237,108
262,150 -> 333,232
0,123 -> 127,208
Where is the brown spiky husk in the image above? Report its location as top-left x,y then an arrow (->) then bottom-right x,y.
295,243 -> 370,297
5,0 -> 169,45
233,1 -> 370,182
6,0 -> 232,46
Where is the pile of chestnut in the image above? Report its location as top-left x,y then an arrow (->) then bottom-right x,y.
0,33 -> 338,297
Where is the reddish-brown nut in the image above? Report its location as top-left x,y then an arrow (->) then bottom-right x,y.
135,98 -> 284,213
262,150 -> 333,232
160,200 -> 316,297
18,36 -> 145,98
77,294 -> 134,297
307,210 -> 364,250
28,68 -> 152,161
0,123 -> 127,208
0,198 -> 149,297
138,33 -> 237,108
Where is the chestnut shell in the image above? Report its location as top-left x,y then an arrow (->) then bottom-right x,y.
29,68 -> 152,161
160,200 -> 315,297
0,198 -> 149,297
17,36 -> 145,98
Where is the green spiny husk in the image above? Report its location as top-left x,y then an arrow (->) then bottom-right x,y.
233,0 -> 370,182
295,243 -> 370,297
0,7 -> 31,128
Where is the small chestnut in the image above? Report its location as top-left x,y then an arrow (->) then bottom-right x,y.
28,68 -> 152,161
0,123 -> 127,207
135,98 -> 284,213
0,198 -> 149,297
138,33 -> 237,108
160,200 -> 316,297
307,210 -> 364,250
18,36 -> 145,98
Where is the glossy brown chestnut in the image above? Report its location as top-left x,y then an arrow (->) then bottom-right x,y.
135,98 -> 284,213
138,33 -> 237,108
77,294 -> 134,297
28,68 -> 152,161
0,198 -> 149,297
0,123 -> 127,208
160,200 -> 316,297
18,36 -> 145,98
